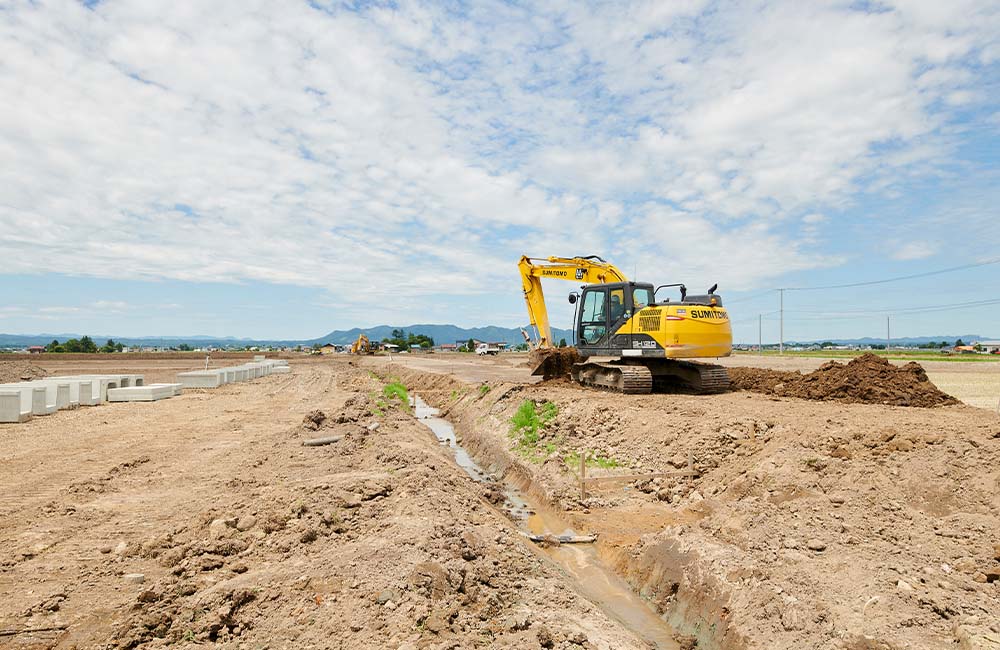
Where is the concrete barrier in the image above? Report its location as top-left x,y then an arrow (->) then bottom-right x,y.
177,370 -> 225,389
31,386 -> 56,415
0,391 -> 30,423
108,384 -> 182,402
174,361 -> 289,389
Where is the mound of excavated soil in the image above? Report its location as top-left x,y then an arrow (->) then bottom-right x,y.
0,360 -> 48,383
728,353 -> 959,407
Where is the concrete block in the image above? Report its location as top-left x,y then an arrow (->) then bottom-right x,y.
107,384 -> 178,402
0,391 -> 30,423
31,386 -> 56,415
177,371 -> 224,389
270,366 -> 291,374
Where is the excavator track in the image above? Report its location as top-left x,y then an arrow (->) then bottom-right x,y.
647,359 -> 730,394
571,359 -> 729,395
571,362 -> 653,394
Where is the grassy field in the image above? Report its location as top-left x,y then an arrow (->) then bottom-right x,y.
734,349 -> 1000,363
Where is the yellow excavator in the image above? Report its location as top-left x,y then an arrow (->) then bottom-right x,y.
350,334 -> 372,355
519,255 -> 732,394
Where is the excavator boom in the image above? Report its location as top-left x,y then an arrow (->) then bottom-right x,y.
518,255 -> 628,349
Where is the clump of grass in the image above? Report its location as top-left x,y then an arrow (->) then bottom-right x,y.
509,399 -> 560,462
478,384 -> 491,396
450,389 -> 459,401
382,380 -> 410,412
563,450 -> 622,472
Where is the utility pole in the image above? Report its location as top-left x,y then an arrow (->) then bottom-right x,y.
779,289 -> 784,355
758,314 -> 763,354
887,315 -> 891,353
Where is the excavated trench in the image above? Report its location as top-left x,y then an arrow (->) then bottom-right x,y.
382,359 -> 743,650
412,396 -> 680,650
412,394 -> 683,650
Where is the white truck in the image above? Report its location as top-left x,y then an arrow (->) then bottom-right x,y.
475,342 -> 501,356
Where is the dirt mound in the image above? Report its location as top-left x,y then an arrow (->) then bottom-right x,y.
0,360 -> 48,383
528,347 -> 580,380
729,353 -> 959,407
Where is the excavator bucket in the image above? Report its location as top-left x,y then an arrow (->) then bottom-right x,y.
528,347 -> 580,380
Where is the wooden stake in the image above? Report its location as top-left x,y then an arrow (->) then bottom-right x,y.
579,453 -> 587,501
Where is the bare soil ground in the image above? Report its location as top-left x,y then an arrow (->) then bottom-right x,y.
0,357 -> 654,649
375,354 -> 1000,650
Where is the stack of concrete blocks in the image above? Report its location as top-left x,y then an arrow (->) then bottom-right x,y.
0,373 -> 183,424
176,359 -> 289,389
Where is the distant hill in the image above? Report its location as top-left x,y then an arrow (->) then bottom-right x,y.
0,324 -> 575,349
308,324 -> 575,347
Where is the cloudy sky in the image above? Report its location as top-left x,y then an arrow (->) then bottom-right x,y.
1,0 -> 998,342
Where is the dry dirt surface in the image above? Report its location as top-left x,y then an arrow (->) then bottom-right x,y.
0,361 -> 49,383
0,356 -> 661,650
374,355 -> 1000,650
727,353 -> 960,407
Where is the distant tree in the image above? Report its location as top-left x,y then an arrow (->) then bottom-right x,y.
974,343 -> 983,352
177,343 -> 193,352
820,341 -> 835,348
870,344 -> 886,350
45,339 -> 60,353
955,338 -> 965,347
392,329 -> 405,340
466,338 -> 476,352
558,338 -> 567,348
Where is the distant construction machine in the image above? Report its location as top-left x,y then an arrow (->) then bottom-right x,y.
350,334 -> 373,355
518,255 -> 732,394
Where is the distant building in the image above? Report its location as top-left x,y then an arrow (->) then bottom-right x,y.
27,345 -> 44,354
320,343 -> 337,355
976,340 -> 1000,353
438,343 -> 458,352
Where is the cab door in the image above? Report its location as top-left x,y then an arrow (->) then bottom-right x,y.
577,288 -> 609,350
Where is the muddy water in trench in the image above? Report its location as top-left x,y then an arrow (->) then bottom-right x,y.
412,395 -> 680,650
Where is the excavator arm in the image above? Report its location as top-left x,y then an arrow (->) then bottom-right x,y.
518,255 -> 629,349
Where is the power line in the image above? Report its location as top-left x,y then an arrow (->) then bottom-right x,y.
783,258 -> 1000,291
782,297 -> 1000,316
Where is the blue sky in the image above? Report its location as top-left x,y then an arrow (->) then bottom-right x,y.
1,0 -> 998,342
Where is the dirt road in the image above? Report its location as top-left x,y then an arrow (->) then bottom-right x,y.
0,357 -> 654,649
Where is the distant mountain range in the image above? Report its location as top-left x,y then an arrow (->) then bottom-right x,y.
0,324 -> 576,349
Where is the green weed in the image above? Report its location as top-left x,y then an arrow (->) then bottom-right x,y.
508,400 -> 560,462
478,383 -> 491,396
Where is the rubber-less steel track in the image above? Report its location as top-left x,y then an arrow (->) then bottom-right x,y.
571,359 -> 729,395
571,362 -> 653,394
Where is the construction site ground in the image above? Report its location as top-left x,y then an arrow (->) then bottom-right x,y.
1,354 -> 998,649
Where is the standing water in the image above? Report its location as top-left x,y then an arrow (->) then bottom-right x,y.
412,395 -> 680,650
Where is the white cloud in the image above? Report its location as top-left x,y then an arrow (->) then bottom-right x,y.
891,241 -> 938,261
0,0 -> 996,326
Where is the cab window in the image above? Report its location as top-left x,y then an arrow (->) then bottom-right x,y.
632,287 -> 653,310
609,288 -> 626,322
579,289 -> 607,344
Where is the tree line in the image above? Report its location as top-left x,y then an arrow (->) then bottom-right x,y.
45,337 -> 124,353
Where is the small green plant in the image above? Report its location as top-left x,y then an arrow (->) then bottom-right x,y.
382,380 -> 410,412
508,400 -> 560,462
450,389 -> 459,400
478,383 -> 491,396
563,450 -> 622,471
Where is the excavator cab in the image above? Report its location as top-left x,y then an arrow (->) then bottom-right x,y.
575,282 -> 655,351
